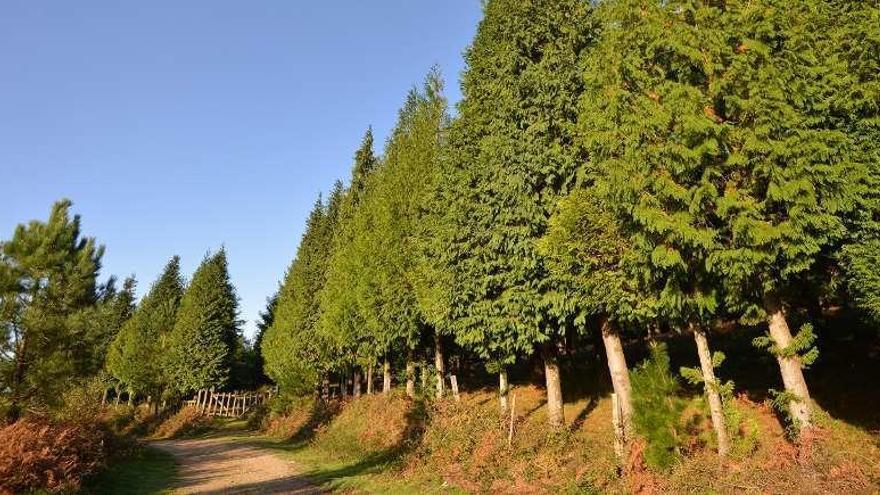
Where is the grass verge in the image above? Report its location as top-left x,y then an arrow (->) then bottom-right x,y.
81,446 -> 177,495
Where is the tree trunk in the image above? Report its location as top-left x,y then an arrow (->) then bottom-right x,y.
322,375 -> 330,400
153,386 -> 162,415
7,334 -> 29,421
405,350 -> 416,398
691,323 -> 730,457
353,369 -> 362,398
101,388 -> 109,407
600,317 -> 633,440
114,387 -> 120,405
340,371 -> 348,401
366,364 -> 374,395
543,344 -> 565,429
434,332 -> 445,399
764,293 -> 813,431
499,369 -> 509,415
127,389 -> 134,406
383,358 -> 392,394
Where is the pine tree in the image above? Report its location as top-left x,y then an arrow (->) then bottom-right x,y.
0,200 -> 103,419
75,275 -> 137,376
432,0 -> 595,425
350,128 -> 378,201
834,1 -> 880,326
249,292 -> 278,387
163,250 -> 240,393
107,257 -> 183,397
321,71 -> 450,398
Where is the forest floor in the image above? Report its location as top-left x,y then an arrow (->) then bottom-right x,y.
150,428 -> 322,495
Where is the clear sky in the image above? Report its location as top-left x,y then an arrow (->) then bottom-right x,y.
0,1 -> 483,338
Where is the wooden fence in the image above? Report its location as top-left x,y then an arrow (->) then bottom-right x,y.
185,389 -> 270,418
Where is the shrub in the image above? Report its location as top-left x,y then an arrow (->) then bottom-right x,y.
0,417 -> 112,494
311,393 -> 418,461
631,343 -> 687,470
101,404 -> 137,434
263,397 -> 340,441
246,403 -> 269,430
152,406 -> 212,439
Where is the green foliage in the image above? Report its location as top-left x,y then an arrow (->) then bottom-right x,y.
752,323 -> 819,366
263,188 -> 341,395
107,257 -> 183,396
431,0 -> 597,366
0,200 -> 106,417
679,350 -> 757,457
163,249 -> 241,393
840,239 -> 880,323
767,389 -> 805,438
321,71 -> 449,373
540,186 -> 645,327
631,343 -> 686,470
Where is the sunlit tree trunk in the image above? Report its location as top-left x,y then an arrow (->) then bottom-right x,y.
353,369 -> 362,398
543,343 -> 564,429
600,317 -> 633,439
691,323 -> 730,456
405,349 -> 416,398
499,369 -> 509,415
434,332 -> 445,399
383,358 -> 392,394
764,294 -> 812,431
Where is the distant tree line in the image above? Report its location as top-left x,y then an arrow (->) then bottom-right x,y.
259,0 -> 880,458
0,200 -> 264,422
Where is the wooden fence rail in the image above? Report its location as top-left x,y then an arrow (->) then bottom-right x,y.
185,389 -> 271,418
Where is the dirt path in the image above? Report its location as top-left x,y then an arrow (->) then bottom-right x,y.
152,435 -> 322,495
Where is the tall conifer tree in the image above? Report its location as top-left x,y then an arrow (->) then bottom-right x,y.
0,200 -> 104,419
107,257 -> 183,397
432,0 -> 595,425
164,250 -> 240,393
263,191 -> 338,395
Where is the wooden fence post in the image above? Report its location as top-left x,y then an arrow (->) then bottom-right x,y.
508,393 -> 516,448
450,375 -> 460,402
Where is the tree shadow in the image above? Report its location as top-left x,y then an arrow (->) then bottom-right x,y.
569,392 -> 600,431
248,395 -> 429,491
655,313 -> 880,433
263,399 -> 343,449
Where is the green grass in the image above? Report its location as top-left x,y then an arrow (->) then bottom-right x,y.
251,436 -> 461,494
81,447 -> 177,495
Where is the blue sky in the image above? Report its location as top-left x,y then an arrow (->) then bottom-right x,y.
0,1 -> 482,338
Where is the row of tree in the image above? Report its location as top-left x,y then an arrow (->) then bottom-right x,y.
106,249 -> 254,406
0,199 -> 262,421
0,201 -> 135,420
260,0 -> 880,458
